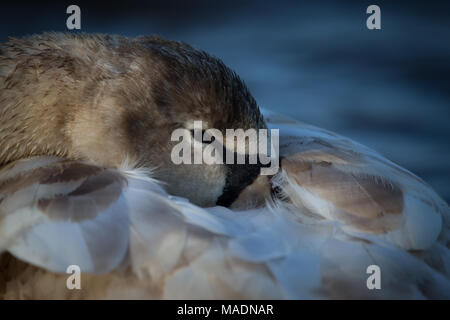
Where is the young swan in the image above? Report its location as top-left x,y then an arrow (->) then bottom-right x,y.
0,33 -> 267,207
1,34 -> 449,299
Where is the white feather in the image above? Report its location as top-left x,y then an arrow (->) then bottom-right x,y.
1,109 -> 449,299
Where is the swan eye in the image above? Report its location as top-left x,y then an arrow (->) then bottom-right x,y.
190,130 -> 215,144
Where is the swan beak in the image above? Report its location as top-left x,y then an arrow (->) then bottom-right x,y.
229,174 -> 272,210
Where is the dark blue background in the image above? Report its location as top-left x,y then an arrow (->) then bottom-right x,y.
1,0 -> 449,202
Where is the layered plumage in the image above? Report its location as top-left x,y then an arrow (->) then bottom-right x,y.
1,109 -> 449,299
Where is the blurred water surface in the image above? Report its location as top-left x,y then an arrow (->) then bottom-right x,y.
1,0 -> 449,201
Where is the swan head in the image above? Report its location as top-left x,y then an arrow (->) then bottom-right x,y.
78,36 -> 269,207
0,34 -> 271,207
127,37 -> 269,207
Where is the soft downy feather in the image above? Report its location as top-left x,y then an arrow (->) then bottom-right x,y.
1,109 -> 449,299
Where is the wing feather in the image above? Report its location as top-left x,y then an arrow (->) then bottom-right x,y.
264,108 -> 448,251
0,157 -> 129,274
1,108 -> 449,299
